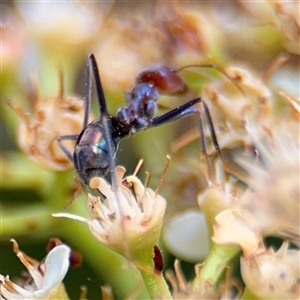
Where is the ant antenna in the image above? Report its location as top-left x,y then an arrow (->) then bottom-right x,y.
176,63 -> 245,97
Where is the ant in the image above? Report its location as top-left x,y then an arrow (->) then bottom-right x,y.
57,54 -> 222,187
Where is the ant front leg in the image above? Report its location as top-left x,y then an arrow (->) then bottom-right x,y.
152,97 -> 222,180
56,56 -> 92,164
57,134 -> 79,162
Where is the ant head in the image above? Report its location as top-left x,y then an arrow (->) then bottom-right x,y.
73,146 -> 110,185
73,120 -> 117,185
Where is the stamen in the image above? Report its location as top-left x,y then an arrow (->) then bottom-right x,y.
155,155 -> 171,196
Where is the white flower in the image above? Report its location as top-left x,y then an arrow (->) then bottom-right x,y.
53,166 -> 166,272
0,239 -> 70,299
238,122 -> 300,241
241,241 -> 300,299
213,209 -> 300,298
212,208 -> 264,258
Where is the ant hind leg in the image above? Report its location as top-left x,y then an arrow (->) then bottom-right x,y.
151,97 -> 222,182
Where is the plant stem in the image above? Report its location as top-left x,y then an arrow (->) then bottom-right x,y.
140,270 -> 172,299
194,242 -> 240,288
1,204 -> 55,237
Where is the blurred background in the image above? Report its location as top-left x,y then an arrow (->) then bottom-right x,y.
1,1 -> 299,299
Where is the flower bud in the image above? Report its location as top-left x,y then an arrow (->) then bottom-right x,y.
241,241 -> 300,298
10,74 -> 85,171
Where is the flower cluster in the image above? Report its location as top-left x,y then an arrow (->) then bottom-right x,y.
2,1 -> 299,299
211,119 -> 300,298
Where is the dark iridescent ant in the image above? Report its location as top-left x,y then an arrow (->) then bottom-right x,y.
57,54 -> 221,186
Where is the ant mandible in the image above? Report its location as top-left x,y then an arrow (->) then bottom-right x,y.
57,54 -> 221,186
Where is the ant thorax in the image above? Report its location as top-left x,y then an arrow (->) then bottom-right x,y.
117,83 -> 159,132
116,65 -> 188,132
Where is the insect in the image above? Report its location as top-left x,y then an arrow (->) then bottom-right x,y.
57,54 -> 221,187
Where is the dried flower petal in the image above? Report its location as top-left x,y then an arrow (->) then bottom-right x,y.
271,2 -> 300,55
0,240 -> 70,299
9,75 -> 85,171
205,66 -> 272,150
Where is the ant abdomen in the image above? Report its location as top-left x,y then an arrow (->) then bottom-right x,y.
136,66 -> 187,95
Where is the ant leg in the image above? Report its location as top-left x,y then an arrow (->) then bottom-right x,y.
200,101 -> 221,153
83,53 -> 113,128
152,97 -> 222,180
88,54 -> 109,117
55,57 -> 91,162
152,98 -> 201,125
88,54 -> 131,260
88,54 -> 117,189
152,97 -> 222,157
82,56 -> 92,129
57,134 -> 78,161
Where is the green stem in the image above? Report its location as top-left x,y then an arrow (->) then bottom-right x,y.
139,270 -> 172,299
0,204 -> 55,237
44,170 -> 74,210
1,152 -> 51,192
196,185 -> 241,288
194,242 -> 240,288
